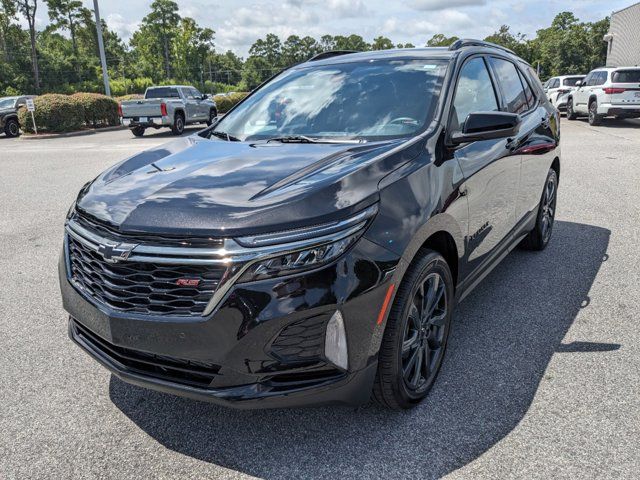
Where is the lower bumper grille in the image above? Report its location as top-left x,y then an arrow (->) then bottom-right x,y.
67,235 -> 225,316
71,319 -> 220,388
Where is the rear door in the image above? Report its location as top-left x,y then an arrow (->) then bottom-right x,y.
573,72 -> 594,112
607,69 -> 640,106
487,56 -> 548,225
450,56 -> 519,268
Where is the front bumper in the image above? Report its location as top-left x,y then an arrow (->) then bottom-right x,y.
60,237 -> 399,408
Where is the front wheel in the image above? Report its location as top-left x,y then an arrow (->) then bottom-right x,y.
4,118 -> 20,137
566,98 -> 577,120
521,168 -> 558,251
206,109 -> 217,126
373,250 -> 454,410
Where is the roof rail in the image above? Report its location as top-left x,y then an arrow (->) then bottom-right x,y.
308,50 -> 358,62
448,39 -> 515,55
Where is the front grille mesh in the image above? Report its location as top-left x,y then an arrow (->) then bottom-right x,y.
270,315 -> 327,364
67,235 -> 225,316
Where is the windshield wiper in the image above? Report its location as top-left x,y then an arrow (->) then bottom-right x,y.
266,135 -> 365,144
210,130 -> 241,142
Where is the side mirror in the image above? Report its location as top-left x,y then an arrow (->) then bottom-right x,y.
575,80 -> 582,87
450,112 -> 521,145
202,94 -> 209,100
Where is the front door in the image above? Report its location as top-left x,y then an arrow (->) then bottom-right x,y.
449,56 -> 520,273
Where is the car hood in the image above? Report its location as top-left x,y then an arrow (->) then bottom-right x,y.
76,135 -> 421,236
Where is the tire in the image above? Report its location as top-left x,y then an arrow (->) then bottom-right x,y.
588,100 -> 602,126
205,109 -> 217,126
521,168 -> 558,251
171,113 -> 185,135
373,250 -> 454,410
4,118 -> 20,137
566,97 -> 577,120
130,126 -> 145,137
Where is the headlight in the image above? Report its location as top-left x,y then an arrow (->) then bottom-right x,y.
237,231 -> 360,283
234,203 -> 378,283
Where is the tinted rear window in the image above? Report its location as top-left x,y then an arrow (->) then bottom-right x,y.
612,70 -> 640,83
563,77 -> 584,86
145,87 -> 180,99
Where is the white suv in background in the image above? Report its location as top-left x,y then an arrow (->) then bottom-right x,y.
567,67 -> 640,125
544,75 -> 584,112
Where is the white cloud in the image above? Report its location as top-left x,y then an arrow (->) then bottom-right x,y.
105,14 -> 140,40
409,0 -> 486,11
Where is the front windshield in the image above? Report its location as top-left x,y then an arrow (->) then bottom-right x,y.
214,59 -> 448,141
0,97 -> 16,109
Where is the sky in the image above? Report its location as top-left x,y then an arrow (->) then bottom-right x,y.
26,0 -> 634,56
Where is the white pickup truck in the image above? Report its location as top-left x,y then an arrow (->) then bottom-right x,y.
119,85 -> 217,137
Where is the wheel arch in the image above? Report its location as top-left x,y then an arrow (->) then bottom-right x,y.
588,94 -> 598,105
174,108 -> 185,119
394,214 -> 464,293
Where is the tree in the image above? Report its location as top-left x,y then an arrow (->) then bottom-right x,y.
426,34 -> 458,47
13,0 -> 40,90
172,17 -> 214,82
45,0 -> 87,78
333,34 -> 369,51
249,33 -> 282,67
141,0 -> 180,79
371,36 -> 394,50
396,43 -> 415,49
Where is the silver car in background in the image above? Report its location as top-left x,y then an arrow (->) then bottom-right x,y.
119,85 -> 217,137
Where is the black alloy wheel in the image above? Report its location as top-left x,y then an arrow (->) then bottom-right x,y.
4,118 -> 20,137
401,272 -> 448,393
521,168 -> 558,251
373,250 -> 454,410
206,109 -> 217,126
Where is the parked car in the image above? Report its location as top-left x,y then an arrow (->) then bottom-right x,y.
567,67 -> 640,125
544,75 -> 585,112
119,85 -> 217,137
60,40 -> 560,410
0,95 -> 34,137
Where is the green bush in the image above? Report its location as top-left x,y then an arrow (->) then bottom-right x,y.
204,81 -> 241,94
213,92 -> 249,113
17,94 -> 85,133
71,93 -> 119,128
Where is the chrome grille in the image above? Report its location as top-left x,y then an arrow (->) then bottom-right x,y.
67,233 -> 226,316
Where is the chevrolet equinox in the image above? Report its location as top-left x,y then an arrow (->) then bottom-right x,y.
60,40 -> 560,410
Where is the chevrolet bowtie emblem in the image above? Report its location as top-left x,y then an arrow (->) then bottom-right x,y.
97,242 -> 138,263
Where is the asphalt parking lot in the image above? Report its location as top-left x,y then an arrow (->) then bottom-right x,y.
1,119 -> 638,479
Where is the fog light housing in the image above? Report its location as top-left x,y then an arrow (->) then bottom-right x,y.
325,310 -> 348,370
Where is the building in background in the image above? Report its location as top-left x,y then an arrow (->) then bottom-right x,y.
604,2 -> 640,66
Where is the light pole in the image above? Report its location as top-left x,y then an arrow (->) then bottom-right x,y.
93,0 -> 111,96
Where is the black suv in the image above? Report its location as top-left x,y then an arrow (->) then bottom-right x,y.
0,96 -> 31,137
60,40 -> 560,410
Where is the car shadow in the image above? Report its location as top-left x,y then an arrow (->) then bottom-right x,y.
109,220 -> 611,479
574,117 -> 640,128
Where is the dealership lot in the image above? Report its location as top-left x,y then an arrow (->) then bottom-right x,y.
1,120 -> 638,479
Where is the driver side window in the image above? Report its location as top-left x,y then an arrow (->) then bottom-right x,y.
452,57 -> 499,130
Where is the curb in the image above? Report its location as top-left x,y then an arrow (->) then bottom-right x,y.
19,125 -> 126,140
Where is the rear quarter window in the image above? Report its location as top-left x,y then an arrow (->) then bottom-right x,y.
488,57 -> 529,114
612,70 -> 640,83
